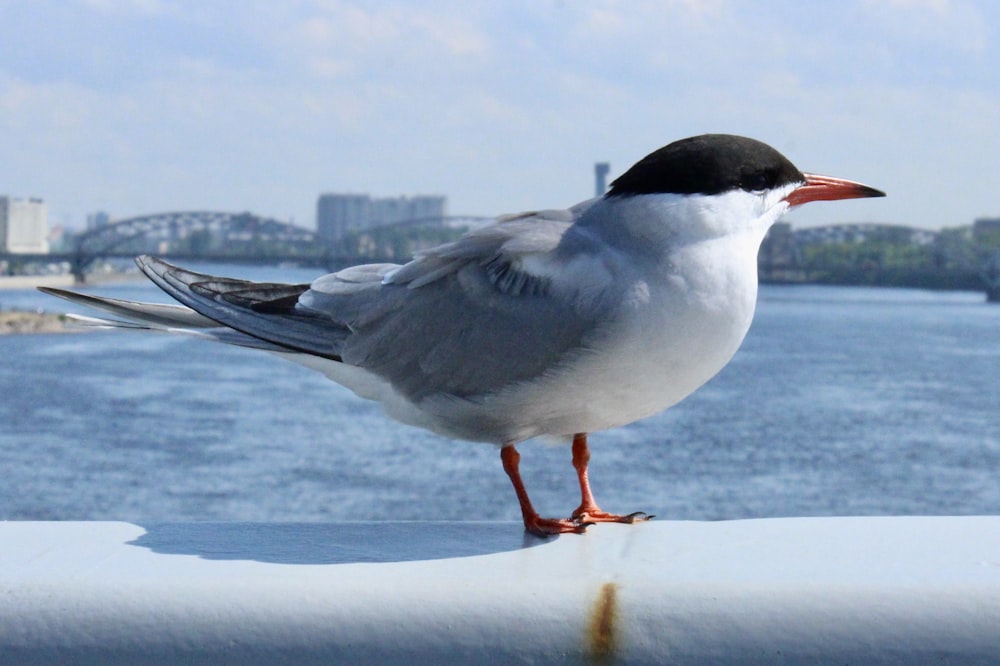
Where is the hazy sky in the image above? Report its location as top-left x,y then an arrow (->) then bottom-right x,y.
1,0 -> 997,231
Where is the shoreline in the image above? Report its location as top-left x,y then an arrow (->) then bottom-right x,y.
0,273 -> 76,290
0,270 -> 144,291
0,310 -> 74,335
0,270 -> 145,334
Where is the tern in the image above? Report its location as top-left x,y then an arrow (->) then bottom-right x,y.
43,134 -> 885,536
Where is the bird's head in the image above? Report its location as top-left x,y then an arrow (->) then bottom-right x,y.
602,134 -> 885,245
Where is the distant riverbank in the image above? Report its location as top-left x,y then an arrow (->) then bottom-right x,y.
0,270 -> 143,291
0,270 -> 145,334
0,310 -> 72,335
0,274 -> 76,290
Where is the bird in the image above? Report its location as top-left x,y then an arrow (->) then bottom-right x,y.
42,134 -> 885,536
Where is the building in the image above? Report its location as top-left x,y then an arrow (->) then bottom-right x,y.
316,193 -> 447,242
86,211 -> 112,230
0,196 -> 49,253
392,195 -> 447,226
594,162 -> 610,197
46,225 -> 68,252
316,194 -> 371,242
793,223 -> 939,247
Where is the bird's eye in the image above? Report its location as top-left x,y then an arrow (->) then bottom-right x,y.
740,170 -> 774,193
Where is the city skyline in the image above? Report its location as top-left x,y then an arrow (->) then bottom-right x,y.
13,188 -> 1000,237
35,189 -> 454,233
1,2 -> 998,232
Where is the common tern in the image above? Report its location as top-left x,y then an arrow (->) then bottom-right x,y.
43,134 -> 885,536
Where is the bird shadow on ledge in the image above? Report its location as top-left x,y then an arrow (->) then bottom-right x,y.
127,521 -> 554,565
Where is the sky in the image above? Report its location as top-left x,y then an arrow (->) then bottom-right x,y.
1,0 -> 998,232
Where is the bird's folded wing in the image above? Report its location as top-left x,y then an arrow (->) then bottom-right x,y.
135,256 -> 350,360
299,208 -> 620,401
124,204 -> 619,401
381,207 -> 582,290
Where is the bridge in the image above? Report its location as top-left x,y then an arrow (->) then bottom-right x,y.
1,210 -> 493,282
3,216 -> 999,299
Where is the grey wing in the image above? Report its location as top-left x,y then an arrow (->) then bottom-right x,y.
302,208 -> 616,401
135,255 -> 355,359
129,205 -> 616,402
313,264 -> 596,402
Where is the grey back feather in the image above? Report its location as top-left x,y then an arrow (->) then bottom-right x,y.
130,202 -> 621,403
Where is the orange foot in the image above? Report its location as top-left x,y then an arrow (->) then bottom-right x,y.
523,514 -> 595,537
572,507 -> 655,524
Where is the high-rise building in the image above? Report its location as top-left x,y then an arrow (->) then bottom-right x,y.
0,196 -> 49,253
316,194 -> 371,242
316,193 -> 447,242
86,211 -> 111,230
594,162 -> 610,197
405,195 -> 448,224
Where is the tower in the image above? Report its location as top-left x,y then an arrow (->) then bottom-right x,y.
594,162 -> 610,197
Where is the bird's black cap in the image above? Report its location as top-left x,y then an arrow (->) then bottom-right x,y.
607,134 -> 805,198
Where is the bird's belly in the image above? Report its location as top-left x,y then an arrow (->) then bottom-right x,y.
419,282 -> 757,443
537,310 -> 751,433
287,304 -> 752,445
290,249 -> 760,445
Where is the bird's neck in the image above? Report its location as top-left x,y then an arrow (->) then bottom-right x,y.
578,192 -> 778,263
667,230 -> 765,314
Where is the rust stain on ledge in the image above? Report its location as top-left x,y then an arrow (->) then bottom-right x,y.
587,582 -> 619,662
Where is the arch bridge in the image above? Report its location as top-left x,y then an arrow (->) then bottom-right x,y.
65,211 -> 494,282
68,211 -> 324,280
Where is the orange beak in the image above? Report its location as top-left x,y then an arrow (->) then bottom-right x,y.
784,173 -> 886,207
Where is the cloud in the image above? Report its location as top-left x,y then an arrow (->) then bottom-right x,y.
860,0 -> 990,53
273,2 -> 490,82
0,1 -> 997,228
73,0 -> 178,17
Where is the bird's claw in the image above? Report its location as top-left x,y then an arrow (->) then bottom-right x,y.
523,510 -> 654,537
572,507 -> 656,524
523,515 -> 595,537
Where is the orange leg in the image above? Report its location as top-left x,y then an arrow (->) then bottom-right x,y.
570,433 -> 653,524
501,435 -> 653,537
501,444 -> 588,536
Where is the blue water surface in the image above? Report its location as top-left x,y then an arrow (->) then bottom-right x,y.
1,266 -> 998,522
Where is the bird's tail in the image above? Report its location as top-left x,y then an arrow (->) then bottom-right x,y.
38,286 -> 288,351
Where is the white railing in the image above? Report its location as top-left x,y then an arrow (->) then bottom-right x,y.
2,517 -> 999,664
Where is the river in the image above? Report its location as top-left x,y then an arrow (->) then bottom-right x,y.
1,264 -> 998,523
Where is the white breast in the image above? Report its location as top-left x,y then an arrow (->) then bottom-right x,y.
413,229 -> 765,443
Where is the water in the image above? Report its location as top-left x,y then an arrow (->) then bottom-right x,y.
2,266 -> 998,523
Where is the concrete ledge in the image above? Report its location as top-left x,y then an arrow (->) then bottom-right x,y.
2,517 -> 1000,664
